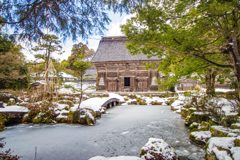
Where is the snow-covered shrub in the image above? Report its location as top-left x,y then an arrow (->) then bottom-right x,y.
140,138 -> 178,160
23,101 -> 57,124
68,108 -> 96,126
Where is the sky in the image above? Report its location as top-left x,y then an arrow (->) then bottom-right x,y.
23,12 -> 131,62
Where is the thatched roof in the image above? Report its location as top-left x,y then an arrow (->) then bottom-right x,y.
92,36 -> 159,62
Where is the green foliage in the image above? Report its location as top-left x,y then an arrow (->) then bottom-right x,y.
32,34 -> 62,69
122,0 -> 240,90
64,42 -> 92,80
0,36 -> 29,89
0,36 -> 12,52
23,101 -> 56,124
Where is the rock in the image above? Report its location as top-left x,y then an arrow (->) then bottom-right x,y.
136,97 -> 147,105
140,138 -> 178,160
180,108 -> 191,119
151,101 -> 163,105
234,137 -> 240,147
185,112 -> 210,126
231,123 -> 240,129
221,115 -> 238,127
206,137 -> 237,160
210,126 -> 240,137
230,147 -> 240,160
189,122 -> 200,131
7,98 -> 16,106
190,131 -> 211,146
70,109 -> 96,126
171,100 -> 184,111
95,111 -> 102,118
0,93 -> 18,103
56,110 -> 69,123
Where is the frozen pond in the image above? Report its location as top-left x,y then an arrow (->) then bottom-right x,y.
1,105 -> 205,160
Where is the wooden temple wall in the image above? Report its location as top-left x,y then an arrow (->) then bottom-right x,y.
94,61 -> 159,92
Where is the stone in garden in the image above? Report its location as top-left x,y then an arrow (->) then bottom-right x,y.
206,137 -> 235,160
210,126 -> 240,137
185,111 -> 210,126
231,123 -> 240,129
140,138 -> 178,160
190,131 -> 211,146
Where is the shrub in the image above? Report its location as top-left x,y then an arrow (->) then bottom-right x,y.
23,101 -> 57,124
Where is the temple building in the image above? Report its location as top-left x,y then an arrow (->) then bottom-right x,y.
92,36 -> 160,92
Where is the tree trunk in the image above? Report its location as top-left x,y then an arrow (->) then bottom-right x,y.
230,35 -> 240,99
230,11 -> 240,98
77,74 -> 83,109
205,68 -> 217,96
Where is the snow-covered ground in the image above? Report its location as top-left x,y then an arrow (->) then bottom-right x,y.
0,104 -> 29,113
58,81 -> 96,94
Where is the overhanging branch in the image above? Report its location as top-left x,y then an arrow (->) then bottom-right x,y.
193,54 -> 233,68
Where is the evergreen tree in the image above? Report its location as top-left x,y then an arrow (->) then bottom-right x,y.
0,0 -> 145,41
32,34 -> 62,70
64,43 -> 92,108
0,36 -> 28,89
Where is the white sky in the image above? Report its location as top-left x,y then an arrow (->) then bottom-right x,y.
22,12 -> 131,62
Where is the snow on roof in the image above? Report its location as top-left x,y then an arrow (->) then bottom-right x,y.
0,105 -> 29,113
59,72 -> 77,79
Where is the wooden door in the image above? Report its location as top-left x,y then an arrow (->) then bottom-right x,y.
108,81 -> 117,91
137,80 -> 148,91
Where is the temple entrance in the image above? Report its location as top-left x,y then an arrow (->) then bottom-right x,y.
124,77 -> 130,88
